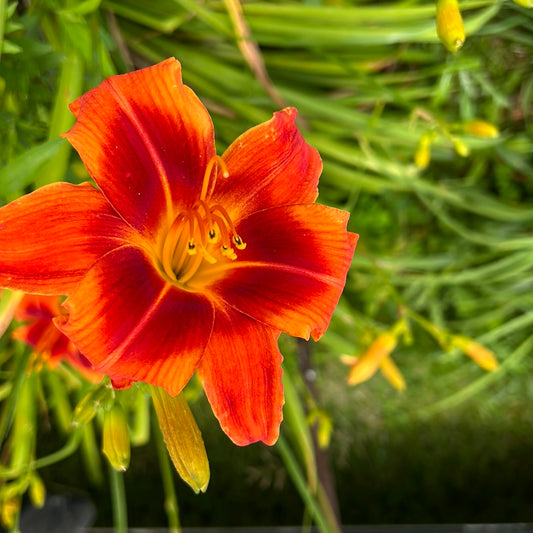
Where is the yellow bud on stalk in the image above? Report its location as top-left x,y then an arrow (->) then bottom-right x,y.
102,403 -> 131,472
452,137 -> 470,157
414,132 -> 434,169
463,120 -> 499,138
347,332 -> 397,386
150,386 -> 210,494
436,0 -> 465,53
29,474 -> 46,509
452,335 -> 499,371
414,143 -> 431,170
511,0 -> 532,7
0,494 -> 20,529
379,355 -> 407,391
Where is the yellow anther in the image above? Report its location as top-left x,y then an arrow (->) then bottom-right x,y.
233,235 -> 246,250
187,239 -> 197,255
221,245 -> 237,260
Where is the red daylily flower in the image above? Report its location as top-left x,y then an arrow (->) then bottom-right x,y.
0,58 -> 357,446
12,294 -> 102,383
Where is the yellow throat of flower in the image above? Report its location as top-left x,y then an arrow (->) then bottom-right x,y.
157,155 -> 246,290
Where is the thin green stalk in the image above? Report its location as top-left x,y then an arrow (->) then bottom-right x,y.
389,251 -> 533,287
282,370 -> 317,493
129,388 -> 150,446
108,464 -> 128,533
416,333 -> 533,419
0,426 -> 83,480
45,370 -> 73,435
416,192 -> 533,252
32,430 -> 83,469
103,0 -> 189,33
276,436 -> 340,533
174,0 -> 232,36
241,0 -> 498,25
477,310 -> 533,345
0,346 -> 31,446
81,423 -> 104,486
152,414 -> 181,533
0,0 -> 7,61
36,50 -> 84,187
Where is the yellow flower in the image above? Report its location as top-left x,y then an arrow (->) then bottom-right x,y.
347,333 -> 397,386
452,335 -> 499,371
436,0 -> 465,53
463,120 -> 499,138
29,474 -> 46,509
414,132 -> 433,169
379,355 -> 406,391
0,495 -> 20,529
452,137 -> 470,157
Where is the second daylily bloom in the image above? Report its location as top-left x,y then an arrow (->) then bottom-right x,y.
12,294 -> 102,382
0,58 -> 357,446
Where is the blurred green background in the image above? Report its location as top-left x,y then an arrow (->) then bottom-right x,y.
1,0 -> 532,529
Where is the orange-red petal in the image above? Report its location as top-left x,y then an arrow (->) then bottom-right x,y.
12,294 -> 103,382
0,183 -> 133,295
64,58 -> 215,238
208,204 -> 357,341
58,246 -> 214,395
214,108 -> 321,221
197,304 -> 284,446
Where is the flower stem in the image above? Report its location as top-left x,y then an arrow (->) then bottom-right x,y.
108,464 -> 128,533
0,345 -> 31,445
276,435 -> 340,533
416,332 -> 533,419
152,413 -> 181,533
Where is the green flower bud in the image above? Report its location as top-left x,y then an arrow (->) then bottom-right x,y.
102,403 -> 130,472
72,384 -> 114,427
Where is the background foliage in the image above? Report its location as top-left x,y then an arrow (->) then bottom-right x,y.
1,0 -> 532,529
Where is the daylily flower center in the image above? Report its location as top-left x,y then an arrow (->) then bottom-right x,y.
158,156 -> 246,289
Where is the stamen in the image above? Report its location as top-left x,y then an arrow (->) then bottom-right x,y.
194,200 -> 218,243
210,205 -> 246,251
186,209 -> 217,264
158,155 -> 245,287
